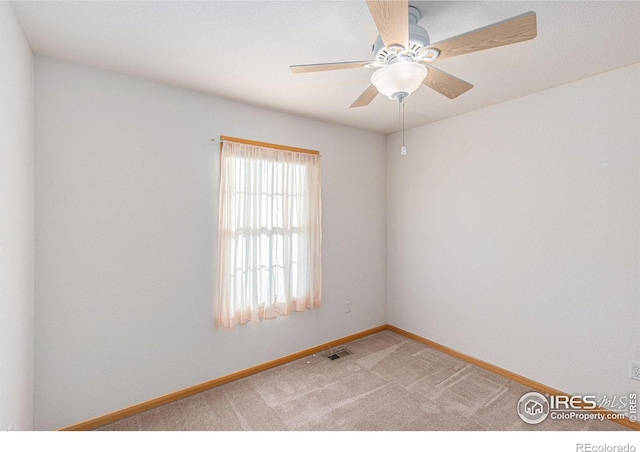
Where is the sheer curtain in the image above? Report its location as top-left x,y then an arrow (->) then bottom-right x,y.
215,141 -> 322,328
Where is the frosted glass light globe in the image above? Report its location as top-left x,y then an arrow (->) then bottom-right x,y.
371,62 -> 428,100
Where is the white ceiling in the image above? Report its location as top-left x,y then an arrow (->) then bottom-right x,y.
9,0 -> 640,134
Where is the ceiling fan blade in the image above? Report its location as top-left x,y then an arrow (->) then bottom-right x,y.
350,84 -> 379,108
366,0 -> 409,50
290,60 -> 375,74
422,65 -> 473,99
290,61 -> 375,74
426,11 -> 537,61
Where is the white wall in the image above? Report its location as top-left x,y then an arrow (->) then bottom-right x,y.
387,64 -> 640,401
34,57 -> 386,430
0,1 -> 35,432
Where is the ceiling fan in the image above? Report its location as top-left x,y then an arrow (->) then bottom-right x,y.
290,1 -> 537,108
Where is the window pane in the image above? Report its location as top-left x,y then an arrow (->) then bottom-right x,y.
216,141 -> 321,327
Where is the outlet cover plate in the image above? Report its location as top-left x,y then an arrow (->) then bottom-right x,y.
630,361 -> 640,381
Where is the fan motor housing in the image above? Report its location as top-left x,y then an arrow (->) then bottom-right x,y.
372,23 -> 431,64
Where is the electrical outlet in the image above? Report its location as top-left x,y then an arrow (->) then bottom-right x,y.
631,361 -> 640,381
345,301 -> 351,313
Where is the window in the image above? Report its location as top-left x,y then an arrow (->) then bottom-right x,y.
215,138 -> 322,328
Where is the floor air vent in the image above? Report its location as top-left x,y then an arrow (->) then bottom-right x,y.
326,349 -> 353,360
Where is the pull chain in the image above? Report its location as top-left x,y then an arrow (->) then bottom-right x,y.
400,99 -> 407,155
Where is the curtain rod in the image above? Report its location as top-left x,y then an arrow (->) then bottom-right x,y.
211,136 -> 320,156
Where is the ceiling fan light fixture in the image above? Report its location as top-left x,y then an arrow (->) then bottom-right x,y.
371,62 -> 427,101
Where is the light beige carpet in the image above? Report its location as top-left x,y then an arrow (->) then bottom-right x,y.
98,330 -> 630,431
